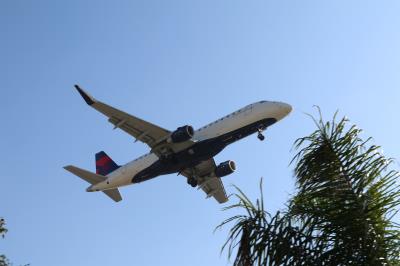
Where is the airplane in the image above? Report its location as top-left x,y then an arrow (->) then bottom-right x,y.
64,85 -> 292,203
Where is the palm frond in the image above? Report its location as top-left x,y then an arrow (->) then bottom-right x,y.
219,110 -> 400,265
290,111 -> 400,264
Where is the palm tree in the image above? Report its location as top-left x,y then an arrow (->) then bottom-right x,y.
218,111 -> 400,265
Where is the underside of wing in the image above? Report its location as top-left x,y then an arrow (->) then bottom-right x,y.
181,159 -> 229,204
102,103 -> 170,146
74,85 -> 196,155
200,177 -> 229,204
74,85 -> 170,148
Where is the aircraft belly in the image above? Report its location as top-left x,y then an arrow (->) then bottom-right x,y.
218,112 -> 261,138
107,153 -> 159,187
132,118 -> 277,184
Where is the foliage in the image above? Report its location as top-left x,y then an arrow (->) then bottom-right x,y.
0,218 -> 9,266
0,255 -> 10,266
0,219 -> 7,238
217,182 -> 323,265
218,112 -> 400,265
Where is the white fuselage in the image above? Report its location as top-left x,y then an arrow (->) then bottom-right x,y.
89,101 -> 291,191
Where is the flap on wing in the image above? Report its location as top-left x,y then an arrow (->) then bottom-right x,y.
200,177 -> 228,204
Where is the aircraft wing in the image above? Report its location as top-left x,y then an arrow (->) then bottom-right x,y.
74,85 -> 171,151
181,159 -> 229,204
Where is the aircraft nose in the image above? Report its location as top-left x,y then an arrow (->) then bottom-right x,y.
273,102 -> 292,120
277,102 -> 292,115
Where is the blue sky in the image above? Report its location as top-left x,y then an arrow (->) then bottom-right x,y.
1,1 -> 400,265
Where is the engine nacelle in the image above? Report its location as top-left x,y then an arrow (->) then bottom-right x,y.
215,160 -> 236,178
169,125 -> 194,143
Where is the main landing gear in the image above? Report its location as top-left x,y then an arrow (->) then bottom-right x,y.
257,128 -> 265,141
187,178 -> 198,188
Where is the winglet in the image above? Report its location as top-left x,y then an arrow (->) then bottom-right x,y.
74,85 -> 95,105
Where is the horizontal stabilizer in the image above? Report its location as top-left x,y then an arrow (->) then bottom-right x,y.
102,189 -> 122,203
64,165 -> 122,202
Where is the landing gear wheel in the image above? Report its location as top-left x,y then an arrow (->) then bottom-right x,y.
257,126 -> 266,141
187,178 -> 198,187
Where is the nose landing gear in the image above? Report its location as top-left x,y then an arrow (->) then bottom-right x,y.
257,127 -> 265,141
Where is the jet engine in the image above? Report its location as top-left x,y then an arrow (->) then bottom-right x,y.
215,160 -> 236,178
168,125 -> 194,143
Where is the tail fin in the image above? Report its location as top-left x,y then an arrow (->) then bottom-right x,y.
64,165 -> 122,202
95,151 -> 120,176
